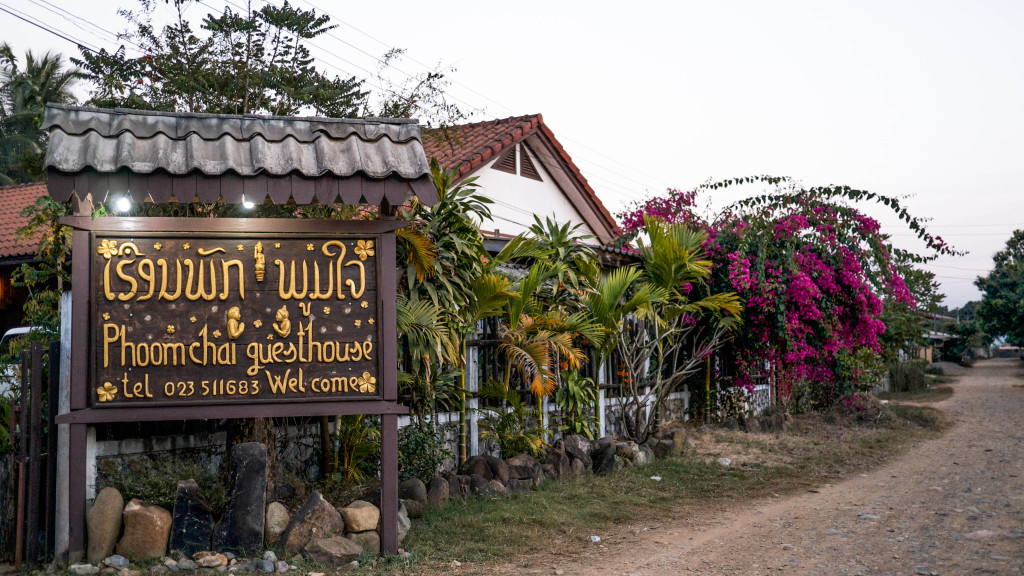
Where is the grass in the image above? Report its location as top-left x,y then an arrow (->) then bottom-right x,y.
878,384 -> 954,403
353,403 -> 951,575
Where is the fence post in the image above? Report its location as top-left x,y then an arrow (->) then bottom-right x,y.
55,291 -> 71,560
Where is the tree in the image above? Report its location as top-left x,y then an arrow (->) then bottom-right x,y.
976,230 -> 1024,345
0,43 -> 80,183
74,0 -> 365,116
589,217 -> 741,441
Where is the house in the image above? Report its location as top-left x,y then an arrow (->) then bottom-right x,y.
422,114 -> 620,246
0,182 -> 46,336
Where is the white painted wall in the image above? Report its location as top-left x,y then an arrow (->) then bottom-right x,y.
472,146 -> 596,238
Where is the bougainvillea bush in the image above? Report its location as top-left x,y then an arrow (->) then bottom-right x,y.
618,176 -> 956,409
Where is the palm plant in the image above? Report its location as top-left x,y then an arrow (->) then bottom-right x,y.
590,216 -> 742,442
476,380 -> 546,457
0,44 -> 80,184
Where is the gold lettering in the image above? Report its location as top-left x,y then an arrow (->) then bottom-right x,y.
185,260 -> 218,301
344,259 -> 365,299
103,259 -> 115,301
115,259 -> 138,301
322,241 -> 347,299
276,259 -> 308,300
310,261 -> 334,300
103,323 -> 119,367
220,259 -> 245,300
136,259 -> 155,301
158,259 -> 183,301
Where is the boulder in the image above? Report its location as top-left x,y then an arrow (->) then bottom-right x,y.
398,478 -> 427,506
651,439 -> 674,459
540,463 -> 556,479
487,479 -> 506,495
482,455 -> 509,485
345,531 -> 380,555
506,478 -> 531,493
276,491 -> 344,556
401,498 -> 424,519
506,463 -> 536,480
87,487 -> 124,564
397,503 -> 411,545
671,429 -> 688,454
264,502 -> 290,548
570,458 -> 585,477
504,454 -> 536,468
456,475 -> 472,498
426,476 -> 449,509
196,553 -> 226,568
723,417 -> 740,430
459,456 -> 492,480
302,536 -> 362,567
615,441 -> 638,459
633,448 -> 650,466
592,443 -> 616,475
468,474 -> 492,496
773,413 -> 786,432
168,479 -> 213,556
746,416 -> 762,433
562,435 -> 593,470
115,499 -> 172,561
544,444 -> 572,481
212,442 -> 268,554
69,565 -> 100,575
442,472 -> 461,500
637,443 -> 654,465
338,500 -> 379,533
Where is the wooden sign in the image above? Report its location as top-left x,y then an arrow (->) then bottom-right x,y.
68,218 -> 403,409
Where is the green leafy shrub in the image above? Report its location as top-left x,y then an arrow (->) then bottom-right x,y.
398,425 -> 452,483
923,363 -> 945,376
99,456 -> 225,515
554,371 -> 598,439
477,381 -> 547,458
889,359 -> 927,392
334,415 -> 380,483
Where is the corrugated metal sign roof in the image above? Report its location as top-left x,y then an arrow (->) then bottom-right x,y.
42,105 -> 437,206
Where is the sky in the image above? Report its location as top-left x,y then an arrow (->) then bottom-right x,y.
2,0 -> 1022,308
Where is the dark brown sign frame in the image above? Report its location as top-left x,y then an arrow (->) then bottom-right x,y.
56,216 -> 408,557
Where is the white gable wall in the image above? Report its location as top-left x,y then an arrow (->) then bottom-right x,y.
472,146 -> 596,238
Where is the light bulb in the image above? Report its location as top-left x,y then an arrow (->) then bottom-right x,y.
115,196 -> 132,212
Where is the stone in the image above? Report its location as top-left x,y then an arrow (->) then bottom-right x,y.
772,413 -> 785,432
570,457 -> 585,477
263,551 -> 278,563
103,555 -> 130,569
633,450 -> 649,466
613,455 -> 626,472
442,472 -> 461,500
398,478 -> 427,505
487,479 -> 506,495
615,442 -> 637,459
197,554 -> 227,568
426,476 -> 449,508
743,416 -> 762,433
88,487 -> 125,564
723,417 -> 740,430
345,530 -> 380,555
456,475 -> 471,498
637,444 -> 654,465
504,454 -> 536,468
651,439 -> 673,459
256,560 -> 274,573
544,443 -> 572,481
717,457 -> 731,467
483,455 -> 509,485
506,463 -> 536,480
671,430 -> 687,454
592,444 -> 616,476
562,435 -> 593,470
401,499 -> 424,519
506,479 -> 531,493
338,500 -> 379,533
264,502 -> 290,549
459,456 -> 492,480
274,560 -> 288,573
70,565 -> 99,576
469,474 -> 492,496
116,499 -> 172,561
168,480 -> 213,556
302,536 -> 362,567
175,560 -> 196,571
276,492 -> 344,556
397,503 -> 411,545
117,569 -> 141,576
213,442 -> 268,554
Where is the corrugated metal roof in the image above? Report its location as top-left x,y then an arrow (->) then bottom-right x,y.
42,105 -> 436,206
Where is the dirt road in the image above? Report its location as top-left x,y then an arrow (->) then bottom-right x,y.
566,358 -> 1024,576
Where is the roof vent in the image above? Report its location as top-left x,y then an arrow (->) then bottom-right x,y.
492,146 -> 517,174
520,144 -> 542,181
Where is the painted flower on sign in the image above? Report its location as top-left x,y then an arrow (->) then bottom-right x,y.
97,239 -> 118,259
355,372 -> 377,394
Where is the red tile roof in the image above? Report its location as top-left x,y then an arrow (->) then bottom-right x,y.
0,182 -> 46,261
423,115 -> 619,239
